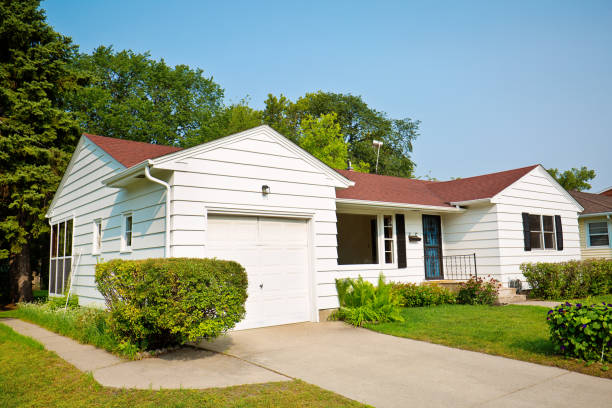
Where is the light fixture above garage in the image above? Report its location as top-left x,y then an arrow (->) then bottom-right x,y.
262,185 -> 270,196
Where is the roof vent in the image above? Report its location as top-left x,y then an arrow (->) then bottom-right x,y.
347,160 -> 353,171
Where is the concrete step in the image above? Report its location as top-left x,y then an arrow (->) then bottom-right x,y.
496,294 -> 527,305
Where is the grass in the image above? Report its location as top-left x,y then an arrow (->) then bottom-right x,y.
365,304 -> 611,379
0,302 -> 130,357
563,294 -> 612,305
0,322 -> 368,408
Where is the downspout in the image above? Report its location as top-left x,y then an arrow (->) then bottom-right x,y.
144,161 -> 171,257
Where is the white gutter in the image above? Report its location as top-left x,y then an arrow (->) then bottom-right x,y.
144,161 -> 171,257
335,198 -> 465,213
449,198 -> 491,207
579,211 -> 612,218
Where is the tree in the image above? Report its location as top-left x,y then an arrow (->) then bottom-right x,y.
0,0 -> 83,301
183,99 -> 263,147
67,46 -> 225,146
297,113 -> 368,171
262,91 -> 420,177
547,167 -> 596,191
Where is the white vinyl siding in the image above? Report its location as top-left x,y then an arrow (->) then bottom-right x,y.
164,130 -> 338,313
47,138 -> 168,305
493,166 -> 581,285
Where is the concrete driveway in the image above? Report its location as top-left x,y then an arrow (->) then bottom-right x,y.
199,321 -> 612,408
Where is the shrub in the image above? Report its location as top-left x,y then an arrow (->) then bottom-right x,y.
547,302 -> 612,362
391,283 -> 456,307
521,259 -> 612,300
457,276 -> 500,305
95,258 -> 248,350
333,274 -> 403,327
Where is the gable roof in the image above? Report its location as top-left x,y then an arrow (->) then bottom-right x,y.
85,133 -> 182,168
569,190 -> 612,215
599,186 -> 612,197
337,165 -> 539,207
335,170 -> 449,207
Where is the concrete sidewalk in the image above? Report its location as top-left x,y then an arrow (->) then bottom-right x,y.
200,321 -> 612,408
1,318 -> 289,389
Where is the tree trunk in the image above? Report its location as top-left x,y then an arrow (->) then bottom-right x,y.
12,244 -> 33,303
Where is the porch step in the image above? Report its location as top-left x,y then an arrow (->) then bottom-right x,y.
496,287 -> 527,305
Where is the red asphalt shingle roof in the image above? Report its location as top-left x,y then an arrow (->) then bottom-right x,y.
569,190 -> 612,215
85,133 -> 182,168
337,165 -> 539,207
84,132 -> 540,208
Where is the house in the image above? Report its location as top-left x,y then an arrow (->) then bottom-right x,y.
599,186 -> 612,197
568,190 -> 612,259
46,125 -> 583,330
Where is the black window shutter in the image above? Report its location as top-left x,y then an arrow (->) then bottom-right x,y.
522,212 -> 531,251
555,215 -> 563,251
396,214 -> 407,269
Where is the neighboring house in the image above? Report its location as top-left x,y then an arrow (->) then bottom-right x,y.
599,186 -> 612,197
46,125 -> 583,330
569,190 -> 612,259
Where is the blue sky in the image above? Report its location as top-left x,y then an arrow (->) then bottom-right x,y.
43,0 -> 611,191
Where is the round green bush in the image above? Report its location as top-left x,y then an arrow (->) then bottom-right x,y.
95,258 -> 248,349
547,302 -> 611,362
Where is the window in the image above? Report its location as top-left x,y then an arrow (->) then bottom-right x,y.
49,218 -> 73,295
588,222 -> 610,247
122,214 -> 133,251
93,219 -> 102,254
336,213 -> 396,265
528,214 -> 556,250
383,215 -> 394,263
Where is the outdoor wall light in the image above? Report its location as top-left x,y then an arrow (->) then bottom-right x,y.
262,185 -> 270,196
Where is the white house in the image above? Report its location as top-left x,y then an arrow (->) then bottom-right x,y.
46,125 -> 583,330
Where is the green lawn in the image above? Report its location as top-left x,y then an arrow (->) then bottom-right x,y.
563,294 -> 612,304
365,304 -> 611,379
0,322 -> 367,408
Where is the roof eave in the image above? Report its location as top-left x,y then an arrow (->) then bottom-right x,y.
579,212 -> 612,218
449,198 -> 492,207
102,160 -> 150,187
335,198 -> 465,213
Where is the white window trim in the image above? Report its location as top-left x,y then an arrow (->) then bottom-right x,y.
530,214 -> 556,251
336,212 -> 398,268
587,221 -> 611,248
49,217 -> 74,296
92,219 -> 102,255
121,213 -> 133,253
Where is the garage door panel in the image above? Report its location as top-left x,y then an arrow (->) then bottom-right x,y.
206,215 -> 310,330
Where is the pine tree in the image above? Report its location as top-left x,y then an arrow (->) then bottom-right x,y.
0,0 -> 83,301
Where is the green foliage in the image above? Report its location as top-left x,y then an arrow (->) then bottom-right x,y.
521,259 -> 612,300
47,294 -> 79,310
95,258 -> 248,349
457,276 -> 500,305
0,0 -> 83,301
547,302 -> 611,362
262,91 -> 419,177
68,45 -> 225,146
391,283 -> 456,307
9,301 -> 130,356
333,274 -> 403,326
547,166 -> 596,191
297,113 -> 369,171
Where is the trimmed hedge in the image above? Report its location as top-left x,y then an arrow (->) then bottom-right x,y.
521,259 -> 612,300
96,258 -> 248,349
391,283 -> 456,307
547,302 -> 611,362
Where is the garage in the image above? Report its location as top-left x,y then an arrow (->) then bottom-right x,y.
206,214 -> 312,330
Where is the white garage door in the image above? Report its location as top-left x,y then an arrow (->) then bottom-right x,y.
206,215 -> 311,330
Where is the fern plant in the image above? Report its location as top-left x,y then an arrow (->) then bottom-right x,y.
334,274 -> 404,326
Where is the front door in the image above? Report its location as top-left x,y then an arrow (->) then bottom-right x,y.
422,215 -> 443,280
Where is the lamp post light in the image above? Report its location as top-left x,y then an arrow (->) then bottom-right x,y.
372,140 -> 383,174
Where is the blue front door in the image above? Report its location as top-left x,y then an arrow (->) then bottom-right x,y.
423,215 -> 443,280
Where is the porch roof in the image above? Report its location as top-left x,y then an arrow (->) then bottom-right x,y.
335,165 -> 539,207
